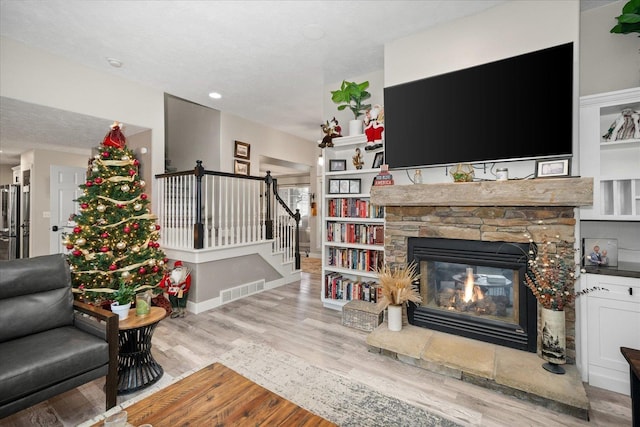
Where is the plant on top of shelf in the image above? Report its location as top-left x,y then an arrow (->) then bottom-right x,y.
610,0 -> 640,36
331,80 -> 372,120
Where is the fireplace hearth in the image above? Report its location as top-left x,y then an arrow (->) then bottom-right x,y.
408,237 -> 537,352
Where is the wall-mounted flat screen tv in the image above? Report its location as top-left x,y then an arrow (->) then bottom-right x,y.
383,42 -> 573,169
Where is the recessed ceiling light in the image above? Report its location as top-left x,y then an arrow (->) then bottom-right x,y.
208,92 -> 222,99
106,57 -> 123,68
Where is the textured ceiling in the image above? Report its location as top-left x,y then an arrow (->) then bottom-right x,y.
0,0 -> 619,167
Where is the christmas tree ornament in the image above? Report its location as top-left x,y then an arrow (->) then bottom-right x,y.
103,122 -> 126,149
92,166 -> 99,173
81,203 -> 89,209
140,193 -> 148,200
121,184 -> 130,192
121,155 -> 130,161
94,177 -> 103,184
133,223 -> 139,229
96,204 -> 106,212
66,244 -> 74,250
139,180 -> 146,187
121,271 -> 130,278
102,152 -> 110,158
149,224 -> 156,231
132,245 -> 140,252
101,232 -> 109,238
116,242 -> 126,250
73,226 -> 82,234
72,250 -> 82,257
123,226 -> 131,233
156,224 -> 161,230
134,203 -> 142,211
128,169 -> 136,176
76,238 -> 86,246
109,264 -> 117,271
134,159 -> 140,166
85,181 -> 93,187
100,246 -> 109,252
139,267 -> 147,275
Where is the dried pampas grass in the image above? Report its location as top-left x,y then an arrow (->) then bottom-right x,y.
376,262 -> 422,309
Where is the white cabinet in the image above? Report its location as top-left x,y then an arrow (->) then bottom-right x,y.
584,274 -> 640,395
321,134 -> 384,311
580,88 -> 640,220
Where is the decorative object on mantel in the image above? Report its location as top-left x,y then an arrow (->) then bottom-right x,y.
352,147 -> 364,169
364,104 -> 384,151
376,262 -> 421,331
535,158 -> 571,178
318,117 -> 342,148
602,108 -> 639,141
523,223 -> 608,374
373,164 -> 394,186
610,0 -> 640,36
451,163 -> 474,182
330,80 -> 371,136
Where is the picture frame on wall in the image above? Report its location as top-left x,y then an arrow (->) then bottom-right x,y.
329,159 -> 347,172
535,158 -> 570,178
234,140 -> 251,159
234,159 -> 250,176
582,238 -> 618,267
372,152 -> 384,169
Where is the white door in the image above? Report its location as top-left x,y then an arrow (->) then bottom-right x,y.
50,165 -> 86,254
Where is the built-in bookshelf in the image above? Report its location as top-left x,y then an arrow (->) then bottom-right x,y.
580,87 -> 640,220
321,134 -> 384,310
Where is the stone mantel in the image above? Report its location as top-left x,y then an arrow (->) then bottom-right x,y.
370,177 -> 593,207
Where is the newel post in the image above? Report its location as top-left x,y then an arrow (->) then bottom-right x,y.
294,208 -> 301,270
193,160 -> 204,249
264,171 -> 274,240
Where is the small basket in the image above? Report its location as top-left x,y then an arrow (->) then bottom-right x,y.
342,300 -> 384,332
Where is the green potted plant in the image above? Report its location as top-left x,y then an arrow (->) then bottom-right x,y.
110,281 -> 136,320
610,0 -> 640,36
331,80 -> 372,136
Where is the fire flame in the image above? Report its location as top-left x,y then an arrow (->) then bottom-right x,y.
464,269 -> 474,303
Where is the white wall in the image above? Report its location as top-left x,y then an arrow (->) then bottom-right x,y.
165,95 -> 221,171
383,0 -> 580,184
0,165 -> 13,185
580,0 -> 640,96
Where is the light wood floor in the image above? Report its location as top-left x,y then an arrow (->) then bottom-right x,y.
1,260 -> 632,426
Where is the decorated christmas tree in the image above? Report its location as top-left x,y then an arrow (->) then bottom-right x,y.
63,122 -> 167,303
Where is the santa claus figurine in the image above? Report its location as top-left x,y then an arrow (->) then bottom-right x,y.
160,260 -> 191,318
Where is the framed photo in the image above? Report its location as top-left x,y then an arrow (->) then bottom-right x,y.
234,159 -> 250,176
372,152 -> 384,169
535,158 -> 570,178
582,238 -> 618,268
328,179 -> 340,194
234,140 -> 250,159
349,179 -> 361,194
329,159 -> 347,172
339,179 -> 350,194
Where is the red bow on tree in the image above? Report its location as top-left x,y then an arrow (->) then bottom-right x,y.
103,121 -> 126,148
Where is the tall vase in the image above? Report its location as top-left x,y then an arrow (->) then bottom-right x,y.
540,307 -> 566,374
388,304 -> 402,331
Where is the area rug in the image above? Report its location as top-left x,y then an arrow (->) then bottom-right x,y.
218,342 -> 461,427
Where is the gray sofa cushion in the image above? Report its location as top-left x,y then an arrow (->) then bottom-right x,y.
0,254 -> 73,342
0,326 -> 109,406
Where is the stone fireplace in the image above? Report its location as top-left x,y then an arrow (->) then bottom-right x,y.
370,178 -> 593,362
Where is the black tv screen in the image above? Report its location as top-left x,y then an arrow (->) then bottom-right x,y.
384,42 -> 573,169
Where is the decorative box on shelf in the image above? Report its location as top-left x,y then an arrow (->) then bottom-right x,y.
341,300 -> 384,332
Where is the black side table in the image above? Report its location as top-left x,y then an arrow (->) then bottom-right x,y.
117,307 -> 166,395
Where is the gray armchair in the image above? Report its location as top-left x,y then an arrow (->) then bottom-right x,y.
0,254 -> 118,418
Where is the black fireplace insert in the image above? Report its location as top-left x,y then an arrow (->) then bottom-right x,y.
408,237 -> 537,352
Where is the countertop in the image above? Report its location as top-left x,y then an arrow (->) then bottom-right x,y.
584,261 -> 640,279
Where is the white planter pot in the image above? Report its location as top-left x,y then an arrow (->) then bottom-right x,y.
111,302 -> 131,320
388,305 -> 403,332
349,119 -> 363,136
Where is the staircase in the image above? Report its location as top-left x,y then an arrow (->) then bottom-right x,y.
155,163 -> 301,313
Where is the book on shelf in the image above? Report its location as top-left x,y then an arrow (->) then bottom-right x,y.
324,273 -> 380,302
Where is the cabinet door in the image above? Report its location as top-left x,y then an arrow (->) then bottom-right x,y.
586,275 -> 640,395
